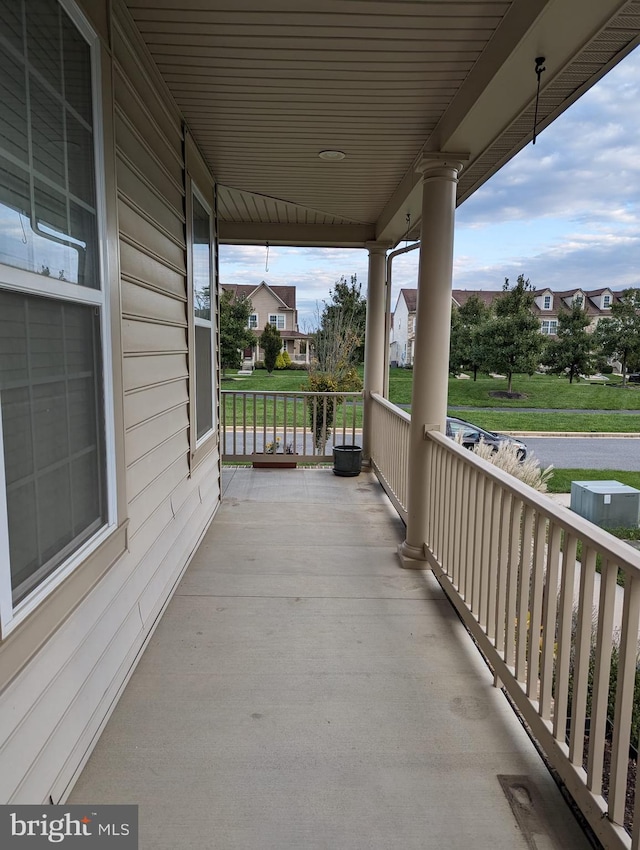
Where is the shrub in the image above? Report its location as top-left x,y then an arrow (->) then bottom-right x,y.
275,350 -> 292,370
302,373 -> 338,448
301,367 -> 362,449
462,437 -> 554,492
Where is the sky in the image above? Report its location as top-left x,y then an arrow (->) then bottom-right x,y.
220,46 -> 640,330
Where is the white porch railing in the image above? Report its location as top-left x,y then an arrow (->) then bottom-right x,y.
221,390 -> 362,463
369,393 -> 410,521
368,393 -> 640,848
422,429 -> 640,850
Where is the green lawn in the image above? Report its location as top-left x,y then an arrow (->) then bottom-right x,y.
461,411 -> 640,433
224,367 -> 640,411
220,368 -> 640,432
547,469 -> 640,493
388,369 -> 640,410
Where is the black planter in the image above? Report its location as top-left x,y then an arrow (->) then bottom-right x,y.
333,444 -> 362,477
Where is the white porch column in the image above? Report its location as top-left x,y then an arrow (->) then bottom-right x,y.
399,154 -> 467,568
363,241 -> 391,460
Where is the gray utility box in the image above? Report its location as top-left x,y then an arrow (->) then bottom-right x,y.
570,480 -> 640,528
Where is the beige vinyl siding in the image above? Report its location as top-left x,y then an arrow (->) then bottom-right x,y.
124,381 -> 189,430
121,280 -> 186,326
0,0 -> 220,806
249,288 -> 294,331
115,114 -> 184,210
122,319 -> 186,355
123,352 -> 188,392
127,456 -> 189,537
118,200 -> 185,270
120,240 -> 185,299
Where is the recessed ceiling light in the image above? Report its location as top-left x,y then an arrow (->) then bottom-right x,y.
318,150 -> 346,161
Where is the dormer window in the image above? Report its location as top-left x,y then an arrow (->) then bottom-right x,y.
603,294 -> 611,308
543,295 -> 551,310
575,295 -> 584,308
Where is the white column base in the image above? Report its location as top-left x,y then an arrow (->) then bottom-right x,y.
397,541 -> 430,570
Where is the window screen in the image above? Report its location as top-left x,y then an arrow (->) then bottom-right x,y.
0,289 -> 106,603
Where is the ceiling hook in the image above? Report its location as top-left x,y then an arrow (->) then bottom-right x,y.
532,56 -> 546,145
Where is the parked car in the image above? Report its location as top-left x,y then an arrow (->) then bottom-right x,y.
446,416 -> 528,460
627,373 -> 640,384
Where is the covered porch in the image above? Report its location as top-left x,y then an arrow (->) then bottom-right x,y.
69,467 -> 590,849
2,2 -> 640,848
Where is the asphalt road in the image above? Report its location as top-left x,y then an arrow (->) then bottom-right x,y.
524,436 -> 640,471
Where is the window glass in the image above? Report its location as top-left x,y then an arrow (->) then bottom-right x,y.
192,195 -> 211,320
0,0 -> 97,288
269,314 -> 285,330
191,190 -> 214,443
0,0 -> 109,620
248,314 -> 258,329
1,290 -> 106,603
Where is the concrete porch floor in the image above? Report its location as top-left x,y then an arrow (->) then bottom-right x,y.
69,469 -> 592,850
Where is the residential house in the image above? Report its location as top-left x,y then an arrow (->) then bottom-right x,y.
392,286 -> 633,366
389,288 -> 417,366
452,287 -> 628,336
1,3 -> 639,848
222,281 -> 311,366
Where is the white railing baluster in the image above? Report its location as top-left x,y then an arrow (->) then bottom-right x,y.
516,504 -> 534,683
610,576 -> 640,826
505,497 -> 522,671
570,545 -> 597,766
486,483 -> 501,641
588,557 -> 618,795
526,512 -> 547,701
495,491 -> 511,657
554,533 -> 577,743
539,523 -> 561,721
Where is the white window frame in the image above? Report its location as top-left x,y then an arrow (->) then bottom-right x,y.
540,320 -> 558,335
268,313 -> 285,330
0,0 -> 116,636
543,295 -> 552,310
191,184 -> 215,449
603,294 -> 611,308
248,313 -> 258,329
574,294 -> 584,307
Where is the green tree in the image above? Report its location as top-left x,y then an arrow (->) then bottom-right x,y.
260,322 -> 282,375
219,290 -> 255,376
449,306 -> 464,376
480,275 -> 543,393
449,293 -> 491,380
594,289 -> 640,385
314,274 -> 367,367
304,274 -> 364,448
542,302 -> 595,383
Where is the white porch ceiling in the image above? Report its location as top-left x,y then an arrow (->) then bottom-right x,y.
125,0 -> 640,247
